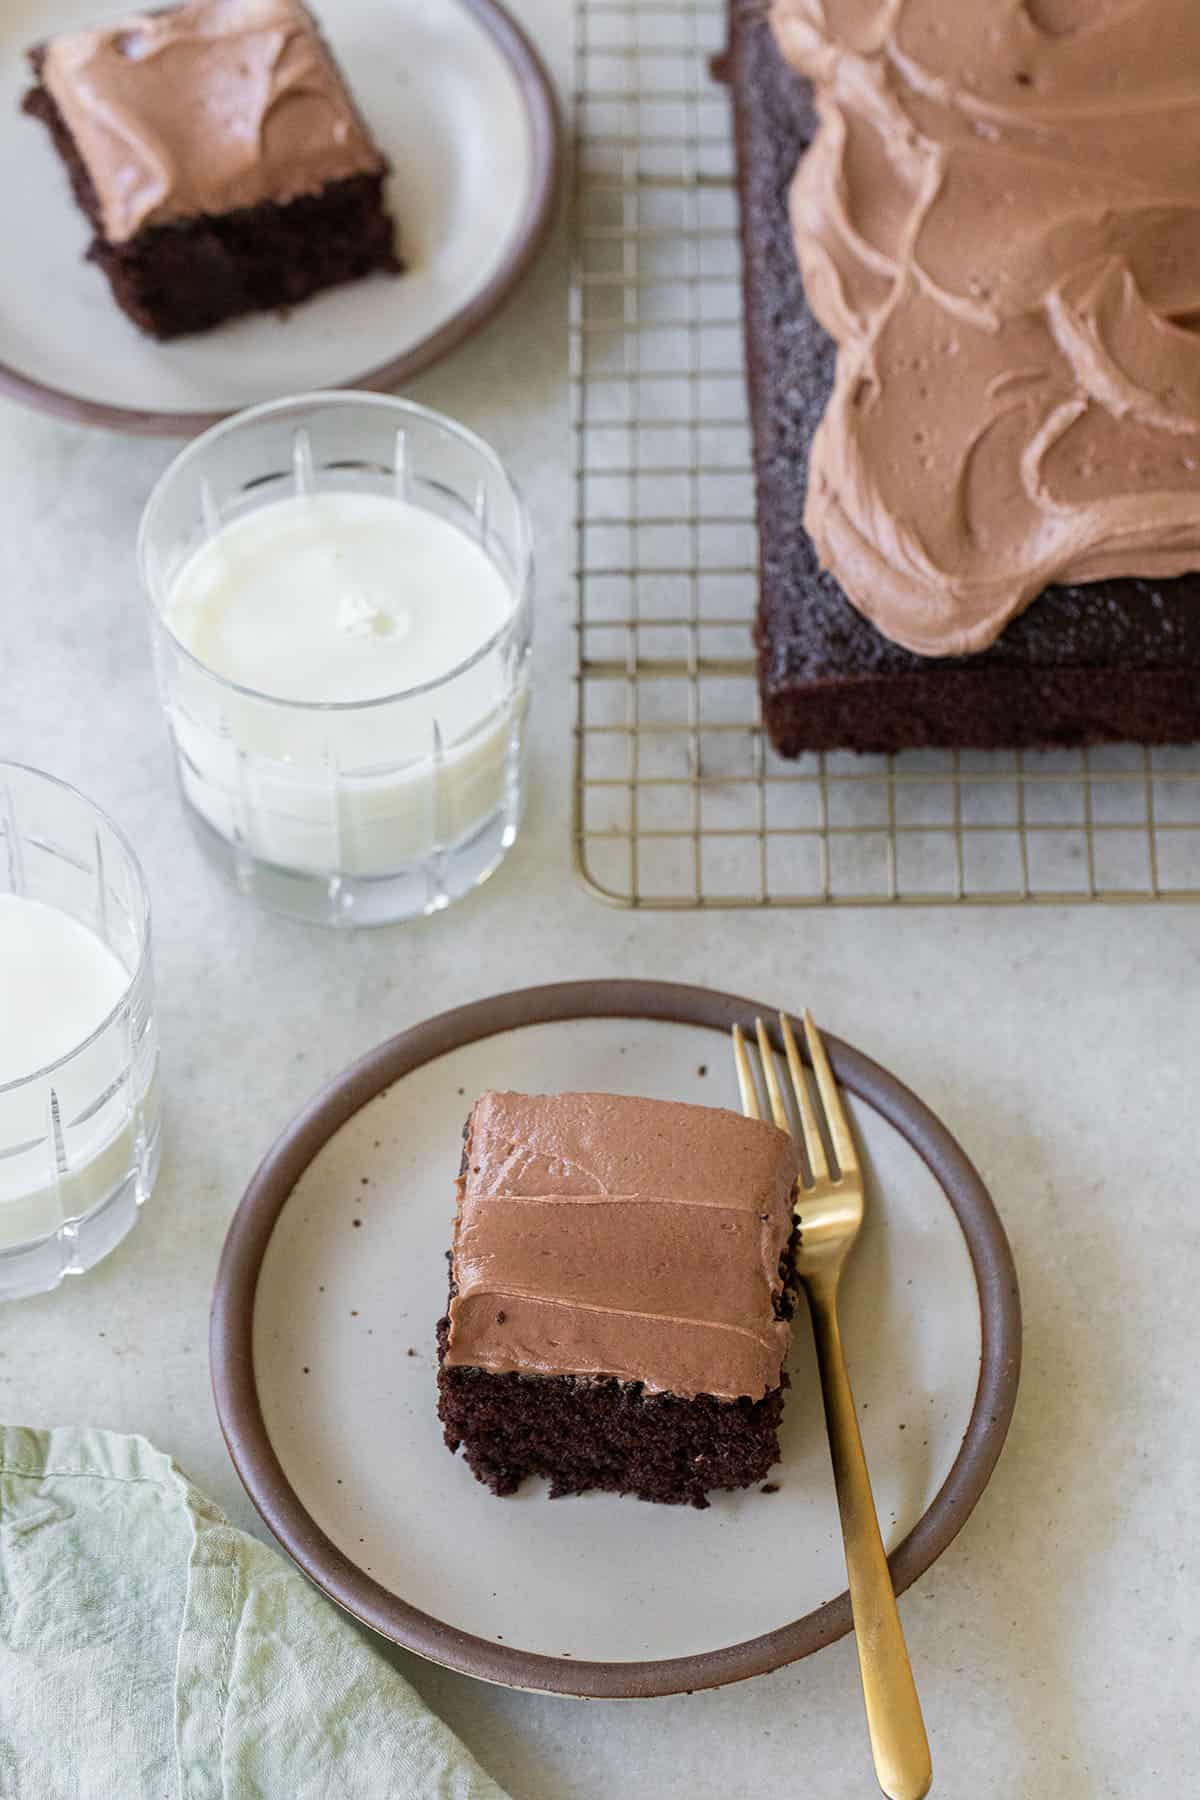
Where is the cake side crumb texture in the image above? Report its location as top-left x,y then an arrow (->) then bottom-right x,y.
437,1320 -> 790,1508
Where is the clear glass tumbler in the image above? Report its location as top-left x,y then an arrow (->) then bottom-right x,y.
0,764 -> 160,1300
138,393 -> 534,928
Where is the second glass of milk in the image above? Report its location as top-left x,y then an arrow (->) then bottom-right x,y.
138,393 -> 534,928
0,763 -> 160,1300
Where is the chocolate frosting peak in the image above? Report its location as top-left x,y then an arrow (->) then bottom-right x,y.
444,1092 -> 799,1403
40,0 -> 383,244
771,0 -> 1200,656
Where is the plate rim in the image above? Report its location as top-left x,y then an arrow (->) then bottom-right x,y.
210,979 -> 1022,1700
0,0 -> 561,438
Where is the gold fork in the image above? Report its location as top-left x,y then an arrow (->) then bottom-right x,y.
733,1011 -> 932,1800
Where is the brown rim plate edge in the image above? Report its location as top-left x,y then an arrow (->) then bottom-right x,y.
210,979 -> 1022,1700
0,0 -> 561,438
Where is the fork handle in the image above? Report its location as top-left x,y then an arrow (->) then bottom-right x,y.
807,1278 -> 933,1800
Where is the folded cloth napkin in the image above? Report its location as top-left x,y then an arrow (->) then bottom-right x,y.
0,1426 -> 510,1800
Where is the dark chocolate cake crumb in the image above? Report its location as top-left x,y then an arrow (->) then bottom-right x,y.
436,1321 -> 791,1510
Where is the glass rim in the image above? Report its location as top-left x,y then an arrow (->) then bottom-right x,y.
0,761 -> 151,1099
136,390 -> 535,714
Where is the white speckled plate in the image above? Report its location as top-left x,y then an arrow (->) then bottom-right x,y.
211,981 -> 1021,1698
0,0 -> 558,434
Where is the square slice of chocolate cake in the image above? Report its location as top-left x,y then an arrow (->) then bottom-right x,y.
23,0 -> 399,342
725,3 -> 1200,752
436,1091 -> 800,1508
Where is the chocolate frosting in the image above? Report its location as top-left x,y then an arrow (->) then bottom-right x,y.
444,1092 -> 799,1402
40,0 -> 383,244
770,0 -> 1200,656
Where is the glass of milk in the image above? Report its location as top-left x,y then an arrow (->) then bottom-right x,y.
0,764 -> 160,1300
138,392 -> 534,927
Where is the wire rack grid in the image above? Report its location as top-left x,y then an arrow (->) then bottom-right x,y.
569,0 -> 1200,910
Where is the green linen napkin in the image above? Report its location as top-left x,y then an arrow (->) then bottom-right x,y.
0,1426 -> 510,1800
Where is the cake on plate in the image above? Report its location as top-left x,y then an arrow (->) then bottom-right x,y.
726,1 -> 1200,752
24,0 -> 398,341
436,1090 -> 800,1508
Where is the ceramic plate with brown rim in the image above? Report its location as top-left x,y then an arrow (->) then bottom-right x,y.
0,0 -> 558,437
211,981 -> 1020,1700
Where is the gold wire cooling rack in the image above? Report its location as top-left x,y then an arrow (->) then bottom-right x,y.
569,0 -> 1200,909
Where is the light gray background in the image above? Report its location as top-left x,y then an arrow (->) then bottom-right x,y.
3,5 -> 1198,1796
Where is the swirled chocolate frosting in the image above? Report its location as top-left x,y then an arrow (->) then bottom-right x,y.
40,0 -> 383,244
443,1092 -> 799,1402
770,0 -> 1200,656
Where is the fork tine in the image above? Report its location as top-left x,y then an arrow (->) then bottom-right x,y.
731,1025 -> 761,1120
780,1011 -> 829,1184
802,1009 -> 856,1176
754,1018 -> 790,1132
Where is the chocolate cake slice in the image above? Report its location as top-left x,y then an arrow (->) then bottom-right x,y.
436,1091 -> 800,1508
725,4 -> 1200,753
23,0 -> 398,342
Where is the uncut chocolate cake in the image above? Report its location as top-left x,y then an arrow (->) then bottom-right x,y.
727,1 -> 1200,752
24,0 -> 398,342
436,1091 -> 800,1508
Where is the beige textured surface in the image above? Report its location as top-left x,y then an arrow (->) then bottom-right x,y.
2,3 -> 1198,1793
